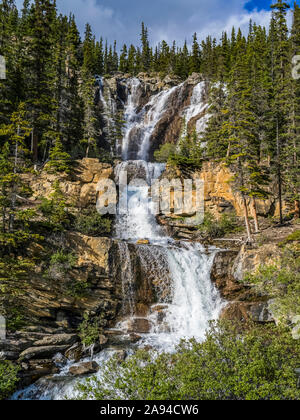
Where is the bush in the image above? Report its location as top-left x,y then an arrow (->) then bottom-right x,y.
244,244 -> 300,321
197,211 -> 241,239
279,230 -> 300,247
78,313 -> 102,347
46,251 -> 77,280
75,321 -> 300,400
154,143 -> 177,163
74,208 -> 112,236
50,251 -> 77,267
38,181 -> 70,230
0,361 -> 19,400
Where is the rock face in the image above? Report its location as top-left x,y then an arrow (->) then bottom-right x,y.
17,233 -> 119,326
211,245 -> 279,324
69,361 -> 99,376
24,158 -> 114,208
98,73 -> 208,159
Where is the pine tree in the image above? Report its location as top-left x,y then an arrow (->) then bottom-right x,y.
269,0 -> 291,224
0,103 -> 32,237
190,33 -> 201,74
141,22 -> 151,72
119,44 -> 128,73
47,136 -> 71,173
285,2 -> 300,218
26,0 -> 57,163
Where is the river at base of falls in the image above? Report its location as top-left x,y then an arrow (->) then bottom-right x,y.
12,78 -> 224,400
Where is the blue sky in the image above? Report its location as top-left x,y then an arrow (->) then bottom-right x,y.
15,0 -> 295,46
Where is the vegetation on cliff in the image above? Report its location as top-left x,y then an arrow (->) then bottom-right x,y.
0,361 -> 19,400
76,321 -> 300,401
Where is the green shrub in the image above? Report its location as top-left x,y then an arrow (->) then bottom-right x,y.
244,245 -> 300,321
279,230 -> 300,247
197,211 -> 241,239
74,208 -> 111,236
78,313 -> 102,347
38,181 -> 70,230
154,143 -> 177,163
46,251 -> 77,280
75,321 -> 300,400
0,361 -> 19,400
50,251 -> 77,267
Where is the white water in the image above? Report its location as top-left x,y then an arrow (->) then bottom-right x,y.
122,79 -> 183,160
114,159 -> 223,350
182,81 -> 210,134
12,77 -> 223,400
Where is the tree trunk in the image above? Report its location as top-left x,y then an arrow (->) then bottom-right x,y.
242,194 -> 252,243
295,200 -> 300,219
32,130 -> 38,163
251,198 -> 259,233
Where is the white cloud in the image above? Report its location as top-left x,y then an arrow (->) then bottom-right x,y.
14,0 -> 293,47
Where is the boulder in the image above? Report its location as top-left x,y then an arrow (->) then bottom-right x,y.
69,361 -> 99,376
136,239 -> 150,245
65,343 -> 83,362
33,334 -> 79,347
99,334 -> 108,346
127,318 -> 152,334
19,345 -> 70,361
221,301 -> 274,323
114,350 -> 127,362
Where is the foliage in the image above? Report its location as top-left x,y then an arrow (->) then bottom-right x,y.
154,143 -> 177,163
50,251 -> 77,271
38,181 -> 70,230
0,361 -> 19,400
45,250 -> 77,282
244,243 -> 300,321
46,137 -> 72,174
74,208 -> 112,236
279,230 -> 300,247
75,321 -> 300,400
78,313 -> 102,347
197,211 -> 242,239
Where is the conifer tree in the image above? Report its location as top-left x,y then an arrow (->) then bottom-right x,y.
269,0 -> 291,224
190,33 -> 201,74
141,22 -> 151,72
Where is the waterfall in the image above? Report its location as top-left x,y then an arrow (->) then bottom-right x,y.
113,160 -> 223,351
12,77 -> 223,400
122,79 -> 183,160
182,81 -> 210,134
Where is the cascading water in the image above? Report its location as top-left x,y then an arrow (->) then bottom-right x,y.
112,78 -> 223,349
12,77 -> 224,400
182,81 -> 211,134
122,81 -> 183,161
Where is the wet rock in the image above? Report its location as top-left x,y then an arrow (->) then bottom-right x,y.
127,318 -> 152,334
0,350 -> 19,360
53,353 -> 68,366
129,333 -> 142,343
65,343 -> 83,362
33,334 -> 79,347
136,239 -> 150,245
151,304 -> 168,312
115,350 -> 127,362
221,301 -> 274,323
211,250 -> 242,300
19,345 -> 70,361
69,361 -> 99,376
135,303 -> 149,317
20,359 -> 59,386
99,334 -> 108,346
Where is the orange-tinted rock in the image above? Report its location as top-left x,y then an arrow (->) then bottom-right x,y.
127,318 -> 152,334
